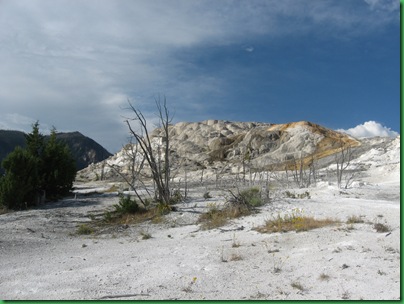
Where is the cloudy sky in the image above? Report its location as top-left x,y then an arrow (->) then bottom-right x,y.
0,0 -> 399,153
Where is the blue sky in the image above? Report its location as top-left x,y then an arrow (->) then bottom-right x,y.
0,0 -> 399,153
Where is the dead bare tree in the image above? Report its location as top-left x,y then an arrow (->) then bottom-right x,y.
108,139 -> 150,205
124,96 -> 173,206
335,136 -> 354,189
291,153 -> 304,188
288,151 -> 318,188
308,154 -> 317,186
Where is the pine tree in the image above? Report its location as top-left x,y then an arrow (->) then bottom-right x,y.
0,123 -> 77,209
24,121 -> 45,158
41,129 -> 76,199
0,147 -> 39,209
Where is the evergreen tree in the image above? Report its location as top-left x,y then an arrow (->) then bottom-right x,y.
0,123 -> 77,209
25,121 -> 45,158
0,147 -> 39,209
41,129 -> 76,199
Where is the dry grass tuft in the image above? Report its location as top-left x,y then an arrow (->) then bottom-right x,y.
140,230 -> 152,240
346,215 -> 364,224
103,206 -> 163,226
198,203 -> 251,230
291,281 -> 305,291
104,185 -> 120,193
341,290 -> 351,300
231,233 -> 241,248
76,223 -> 95,235
373,222 -> 390,233
229,253 -> 243,261
198,207 -> 229,230
256,210 -> 339,233
319,273 -> 331,281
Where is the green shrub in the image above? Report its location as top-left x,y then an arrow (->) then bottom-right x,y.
103,211 -> 113,222
239,187 -> 263,207
114,194 -> 143,214
76,224 -> 94,235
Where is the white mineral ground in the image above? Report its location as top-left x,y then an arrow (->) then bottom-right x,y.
0,136 -> 400,300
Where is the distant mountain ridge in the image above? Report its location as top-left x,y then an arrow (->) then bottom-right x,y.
0,130 -> 112,171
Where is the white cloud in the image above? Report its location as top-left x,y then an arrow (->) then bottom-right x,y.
363,0 -> 399,12
338,121 -> 399,138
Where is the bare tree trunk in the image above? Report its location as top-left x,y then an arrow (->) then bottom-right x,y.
335,136 -> 353,189
184,166 -> 188,199
108,141 -> 148,205
124,96 -> 172,206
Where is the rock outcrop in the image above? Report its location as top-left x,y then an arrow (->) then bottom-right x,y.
78,120 -> 362,181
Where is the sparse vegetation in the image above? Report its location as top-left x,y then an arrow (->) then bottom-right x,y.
198,202 -> 251,230
319,273 -> 331,281
103,211 -> 114,222
256,209 -> 339,233
271,254 -> 288,274
170,189 -> 184,204
373,222 -> 390,233
346,215 -> 364,224
232,233 -> 240,248
341,290 -> 351,300
229,253 -> 243,261
76,224 -> 94,235
101,204 -> 166,227
140,230 -> 152,240
238,187 -> 263,207
198,203 -> 229,229
182,277 -> 197,293
105,185 -> 120,193
220,246 -> 227,263
114,194 -> 145,215
203,191 -> 212,199
226,186 -> 265,213
291,281 -> 305,291
285,190 -> 310,199
97,193 -> 174,229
